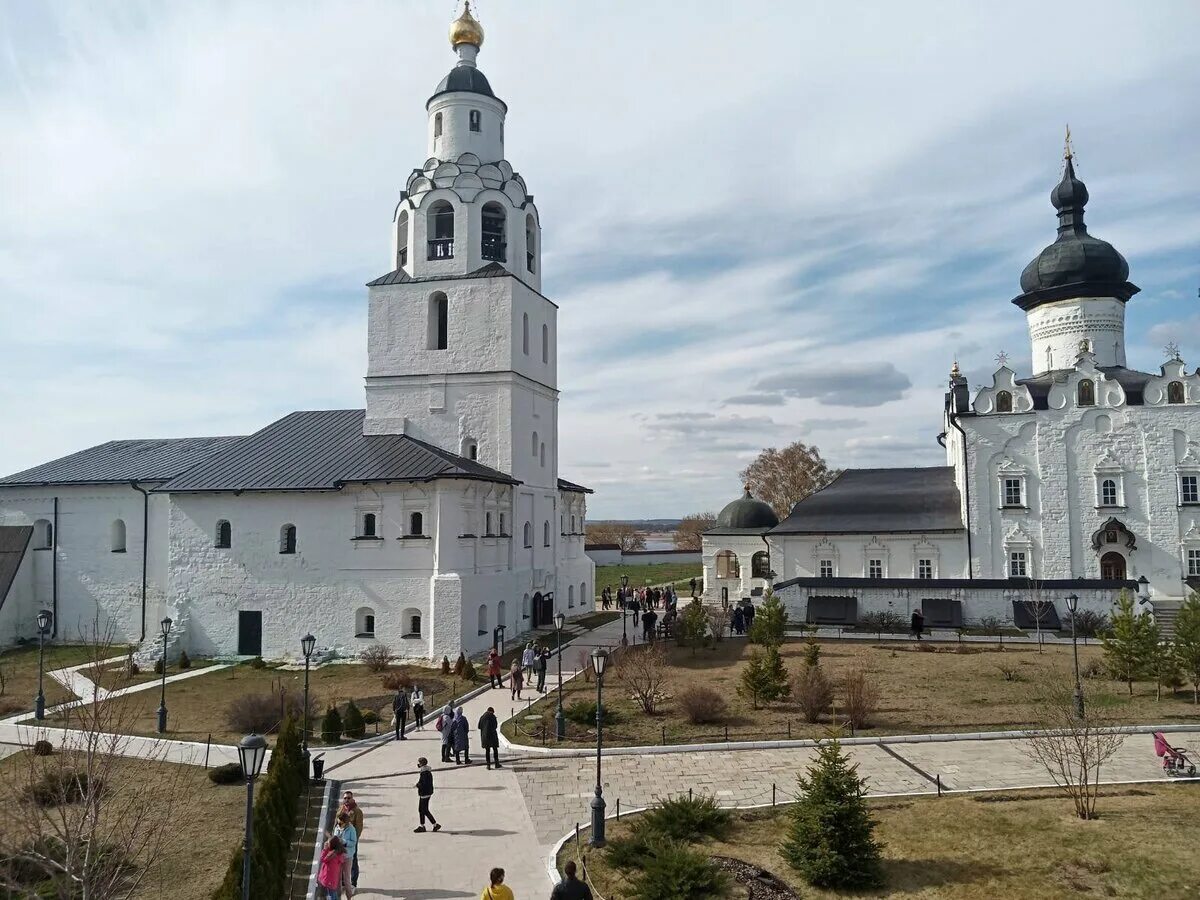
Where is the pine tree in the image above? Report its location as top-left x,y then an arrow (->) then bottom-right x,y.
1174,594 -> 1200,704
320,705 -> 343,743
1101,591 -> 1156,695
679,600 -> 708,655
749,588 -> 789,647
738,646 -> 790,709
782,739 -> 884,889
343,700 -> 366,739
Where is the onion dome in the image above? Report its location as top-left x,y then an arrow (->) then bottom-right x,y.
716,487 -> 780,530
1013,152 -> 1138,311
449,2 -> 484,48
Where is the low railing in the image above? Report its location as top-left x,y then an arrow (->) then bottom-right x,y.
482,239 -> 506,262
427,238 -> 454,260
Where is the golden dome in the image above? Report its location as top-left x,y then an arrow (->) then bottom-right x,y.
449,2 -> 484,48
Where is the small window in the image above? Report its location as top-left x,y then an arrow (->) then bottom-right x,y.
522,313 -> 530,355
469,444 -> 478,460
523,522 -> 532,548
818,559 -> 834,578
215,520 -> 232,549
1009,551 -> 1028,577
356,606 -> 376,637
481,202 -> 506,262
498,599 -> 506,626
361,513 -> 377,538
404,610 -> 422,637
570,515 -> 576,533
1188,548 -> 1200,577
568,585 -> 575,608
1077,379 -> 1095,407
410,512 -> 424,536
427,292 -> 448,350
427,201 -> 454,260
540,442 -> 546,467
396,211 -> 409,268
541,324 -> 549,364
477,603 -> 487,636
280,524 -> 297,554
751,550 -> 771,578
434,112 -> 443,138
33,519 -> 52,550
543,521 -> 551,547
995,390 -> 1013,413
1105,529 -> 1118,544
526,214 -> 537,273
469,109 -> 481,132
560,514 -> 565,534
917,558 -> 933,579
1182,475 -> 1199,504
110,519 -> 127,552
522,593 -> 531,619
486,512 -> 494,535
580,581 -> 587,606
867,558 -> 883,579
1100,479 -> 1118,507
461,437 -> 478,460
532,432 -> 538,457
1167,381 -> 1185,404
499,513 -> 506,535
1003,477 -> 1024,508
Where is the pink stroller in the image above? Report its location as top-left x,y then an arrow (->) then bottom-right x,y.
1154,732 -> 1197,777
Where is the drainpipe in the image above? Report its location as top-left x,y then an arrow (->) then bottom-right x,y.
948,414 -> 974,579
52,496 -> 59,638
130,482 -> 150,642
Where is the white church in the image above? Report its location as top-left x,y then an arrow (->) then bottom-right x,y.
704,148 -> 1200,633
0,5 -> 594,662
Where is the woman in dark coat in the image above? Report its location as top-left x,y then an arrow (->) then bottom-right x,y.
452,706 -> 471,765
478,706 -> 501,769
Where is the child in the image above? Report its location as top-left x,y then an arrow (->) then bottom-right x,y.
317,835 -> 350,899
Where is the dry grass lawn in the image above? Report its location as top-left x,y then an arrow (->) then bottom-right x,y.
507,636 -> 1200,747
0,643 -> 103,715
569,784 -> 1200,899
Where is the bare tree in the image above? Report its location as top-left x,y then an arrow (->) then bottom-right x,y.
0,617 -> 193,899
584,522 -> 646,553
1026,582 -> 1055,652
1024,677 -> 1128,820
614,644 -> 668,715
673,512 -> 716,551
740,441 -> 839,520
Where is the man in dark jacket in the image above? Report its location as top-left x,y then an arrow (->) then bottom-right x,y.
911,608 -> 925,641
550,861 -> 593,899
478,706 -> 501,769
535,646 -> 549,692
392,688 -> 410,740
413,757 -> 440,833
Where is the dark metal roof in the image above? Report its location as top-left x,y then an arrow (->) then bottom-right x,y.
427,65 -> 506,111
0,436 -> 243,487
1016,366 -> 1154,408
157,409 -> 519,493
775,574 -> 1137,592
368,262 -> 509,287
714,488 -> 778,531
770,467 -> 964,535
557,477 -> 593,495
0,526 -> 32,608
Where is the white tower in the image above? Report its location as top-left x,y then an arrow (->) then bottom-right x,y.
363,2 -> 557,508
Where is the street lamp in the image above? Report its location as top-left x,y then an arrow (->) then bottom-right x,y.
620,574 -> 630,647
237,733 -> 269,900
1065,594 -> 1084,718
156,617 -> 172,734
300,633 -> 316,778
1137,575 -> 1150,604
554,611 -> 566,741
590,647 -> 609,847
34,609 -> 52,721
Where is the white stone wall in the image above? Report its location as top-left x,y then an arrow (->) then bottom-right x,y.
1026,296 -> 1128,374
701,533 -> 774,602
769,532 -> 968,582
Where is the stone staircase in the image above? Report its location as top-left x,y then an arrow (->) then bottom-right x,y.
1153,600 -> 1184,639
133,605 -> 191,666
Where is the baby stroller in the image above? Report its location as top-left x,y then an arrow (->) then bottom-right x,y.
1153,732 -> 1197,777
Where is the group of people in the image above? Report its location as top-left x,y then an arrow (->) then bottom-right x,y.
390,683 -> 428,740
478,862 -> 594,900
484,642 -> 556,700
730,599 -> 757,635
601,583 -> 679,612
316,790 -> 365,898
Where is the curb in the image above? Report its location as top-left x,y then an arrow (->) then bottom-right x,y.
306,777 -> 339,899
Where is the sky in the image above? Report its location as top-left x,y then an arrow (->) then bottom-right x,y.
1,1 -> 1198,520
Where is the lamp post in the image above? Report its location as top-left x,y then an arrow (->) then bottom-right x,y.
300,633 -> 316,778
620,574 -> 630,647
156,617 -> 172,734
237,733 -> 269,900
1065,594 -> 1084,718
34,609 -> 52,721
1137,575 -> 1151,608
554,611 -> 566,741
590,647 -> 608,846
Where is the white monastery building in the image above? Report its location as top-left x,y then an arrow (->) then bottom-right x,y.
0,5 -> 594,662
705,149 -> 1200,632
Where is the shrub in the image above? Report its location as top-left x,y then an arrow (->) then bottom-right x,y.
641,793 -> 730,841
360,644 -> 394,673
565,700 -> 617,726
343,700 -> 365,739
859,610 -> 904,633
996,663 -> 1021,682
616,644 -> 668,715
362,709 -> 380,725
802,641 -> 822,668
462,658 -> 477,682
794,665 -> 834,724
208,763 -> 243,785
25,770 -> 93,807
127,661 -> 140,676
226,686 -> 313,735
605,825 -> 657,871
678,685 -> 726,724
32,739 -> 54,757
248,656 -> 267,669
782,739 -> 884,889
843,670 -> 879,730
978,616 -> 1002,635
631,840 -> 728,900
1081,658 -> 1106,679
320,706 -> 343,743
178,650 -> 192,670
153,658 -> 164,675
1067,609 -> 1111,639
453,651 -> 467,676
380,671 -> 413,692
441,655 -> 451,675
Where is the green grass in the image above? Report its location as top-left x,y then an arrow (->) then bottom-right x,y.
593,562 -> 702,600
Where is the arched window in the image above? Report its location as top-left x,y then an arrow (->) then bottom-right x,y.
409,512 -> 424,536
532,431 -> 539,456
461,437 -> 478,460
215,520 -> 232,549
427,292 -> 448,350
1077,379 -> 1095,407
469,109 -> 481,133
1100,479 -> 1118,507
525,214 -> 536,273
715,550 -> 740,579
568,585 -> 575,608
403,608 -> 422,637
540,443 -> 546,467
996,390 -> 1013,413
522,313 -> 530,355
280,524 -> 297,554
433,111 -> 443,139
1168,381 -> 1185,404
543,521 -> 551,546
523,522 -> 532,547
499,512 -> 506,535
361,513 -> 377,538
541,324 -> 549,364
396,210 -> 409,268
356,607 -> 376,637
485,512 -> 493,535
481,202 -> 506,262
111,519 -> 127,552
477,603 -> 488,636
497,599 -> 507,628
33,519 -> 52,550
522,593 -> 531,620
580,581 -> 587,606
751,550 -> 770,578
427,201 -> 454,259
570,515 -> 576,533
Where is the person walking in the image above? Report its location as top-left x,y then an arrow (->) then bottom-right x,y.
731,605 -> 744,636
332,810 -> 359,891
481,867 -> 514,900
521,642 -> 536,681
337,791 -> 364,888
509,660 -> 524,701
438,702 -> 455,763
911,608 -> 925,641
317,835 -> 350,900
550,861 -> 593,899
487,649 -> 503,689
452,706 -> 471,765
412,685 -> 426,730
535,645 -> 549,693
392,687 -> 410,740
413,756 -> 441,833
478,705 -> 501,769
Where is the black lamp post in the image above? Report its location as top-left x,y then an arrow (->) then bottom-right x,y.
1065,594 -> 1084,718
238,733 -> 269,900
620,574 -> 630,647
34,609 -> 52,721
590,647 -> 609,847
300,633 -> 316,778
1137,575 -> 1151,606
156,617 -> 172,734
554,611 -> 566,741
492,623 -> 507,655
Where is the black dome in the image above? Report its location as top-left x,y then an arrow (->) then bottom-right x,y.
716,488 -> 779,530
1013,156 -> 1137,310
429,65 -> 497,102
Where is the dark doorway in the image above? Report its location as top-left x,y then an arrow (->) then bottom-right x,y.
531,592 -> 554,627
1100,552 -> 1126,580
238,611 -> 263,656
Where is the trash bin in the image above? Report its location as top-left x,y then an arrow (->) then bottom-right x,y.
312,755 -> 325,781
